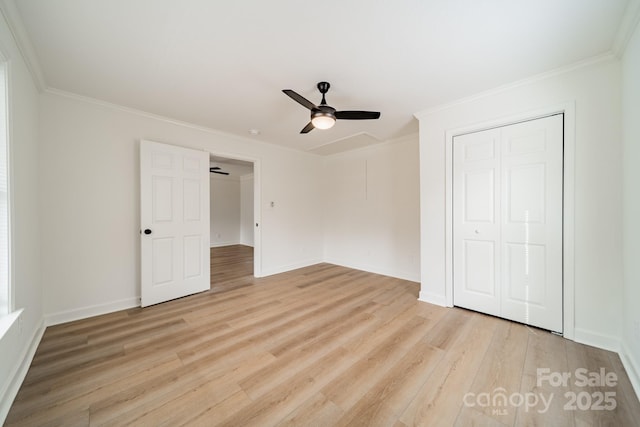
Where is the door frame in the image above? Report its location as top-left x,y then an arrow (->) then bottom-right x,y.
444,102 -> 575,340
206,150 -> 262,277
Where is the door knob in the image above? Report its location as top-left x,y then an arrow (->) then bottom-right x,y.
144,229 -> 152,235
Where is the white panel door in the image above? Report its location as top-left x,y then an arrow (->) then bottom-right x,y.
453,115 -> 563,332
140,140 -> 210,307
500,115 -> 563,331
453,128 -> 501,316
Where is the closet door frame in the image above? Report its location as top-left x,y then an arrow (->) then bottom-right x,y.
443,102 -> 576,340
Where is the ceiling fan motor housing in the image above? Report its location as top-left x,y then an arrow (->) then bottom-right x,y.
312,104 -> 336,119
282,81 -> 380,133
317,81 -> 330,94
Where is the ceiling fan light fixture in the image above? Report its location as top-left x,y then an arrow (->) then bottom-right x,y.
283,82 -> 379,134
311,113 -> 336,130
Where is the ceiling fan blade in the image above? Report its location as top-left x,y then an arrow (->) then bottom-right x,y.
300,122 -> 315,134
211,170 -> 229,175
335,110 -> 381,120
283,89 -> 317,110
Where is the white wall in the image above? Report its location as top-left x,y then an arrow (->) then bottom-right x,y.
210,175 -> 241,247
39,91 -> 324,324
323,135 -> 420,282
416,58 -> 623,347
240,174 -> 254,247
0,10 -> 43,421
621,19 -> 640,393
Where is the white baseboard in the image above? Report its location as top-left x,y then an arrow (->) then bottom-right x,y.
0,318 -> 45,424
418,290 -> 448,307
45,297 -> 139,327
259,258 -> 323,278
573,327 -> 621,353
210,240 -> 241,248
323,258 -> 420,283
619,341 -> 640,401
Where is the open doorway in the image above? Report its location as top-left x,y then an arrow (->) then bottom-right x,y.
209,155 -> 259,292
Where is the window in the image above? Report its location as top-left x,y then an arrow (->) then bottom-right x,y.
0,60 -> 8,316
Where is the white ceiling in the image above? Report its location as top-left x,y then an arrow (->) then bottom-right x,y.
11,0 -> 633,154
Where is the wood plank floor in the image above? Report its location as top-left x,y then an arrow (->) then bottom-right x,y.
6,258 -> 640,426
210,245 -> 254,293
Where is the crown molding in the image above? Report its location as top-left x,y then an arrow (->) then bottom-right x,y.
0,0 -> 45,91
43,87 -> 319,157
612,0 -> 640,57
414,51 -> 617,119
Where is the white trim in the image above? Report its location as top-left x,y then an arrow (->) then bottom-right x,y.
210,240 -> 241,248
613,0 -> 640,57
260,258 -> 322,278
0,0 -> 46,91
44,88 -> 318,157
44,297 -> 139,327
0,316 -> 45,424
415,53 -> 615,120
418,290 -> 447,307
0,307 -> 17,340
324,257 -> 420,283
0,49 -> 11,315
573,328 -> 621,353
443,102 -> 576,339
205,151 -> 261,278
619,341 -> 640,401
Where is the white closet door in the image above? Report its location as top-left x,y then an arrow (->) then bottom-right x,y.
453,128 -> 502,317
453,115 -> 563,332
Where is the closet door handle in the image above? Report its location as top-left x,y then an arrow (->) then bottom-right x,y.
144,229 -> 152,235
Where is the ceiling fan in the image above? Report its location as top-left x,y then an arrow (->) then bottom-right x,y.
283,82 -> 380,134
210,166 -> 229,175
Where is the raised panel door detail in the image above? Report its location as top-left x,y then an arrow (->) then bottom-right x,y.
152,176 -> 173,223
506,130 -> 546,155
463,240 -> 496,296
507,164 -> 545,224
151,152 -> 173,169
464,170 -> 495,223
183,179 -> 201,222
183,235 -> 202,279
463,138 -> 495,161
152,237 -> 174,286
183,156 -> 200,174
453,114 -> 563,333
504,242 -> 545,306
141,140 -> 210,307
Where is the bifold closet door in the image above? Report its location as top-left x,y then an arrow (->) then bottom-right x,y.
453,114 -> 563,332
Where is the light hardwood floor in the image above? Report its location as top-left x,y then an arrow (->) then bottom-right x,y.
5,252 -> 640,426
210,245 -> 254,293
